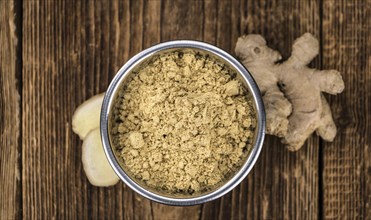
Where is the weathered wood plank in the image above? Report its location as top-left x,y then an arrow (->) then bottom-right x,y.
161,0 -> 204,42
17,0 -> 371,219
199,2 -> 221,219
110,1 -> 133,218
134,1 -> 162,219
21,1 -> 135,219
321,0 -> 371,219
227,0 -> 321,219
0,0 -> 21,219
129,0 -> 154,219
163,1 -> 321,219
149,0 -> 205,219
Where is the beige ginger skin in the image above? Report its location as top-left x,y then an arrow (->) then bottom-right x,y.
235,33 -> 345,151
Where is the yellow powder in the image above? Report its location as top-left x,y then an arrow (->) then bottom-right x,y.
111,51 -> 256,194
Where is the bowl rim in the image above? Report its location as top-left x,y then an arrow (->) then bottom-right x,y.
100,40 -> 265,206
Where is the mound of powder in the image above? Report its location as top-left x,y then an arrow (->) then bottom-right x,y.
110,51 -> 256,194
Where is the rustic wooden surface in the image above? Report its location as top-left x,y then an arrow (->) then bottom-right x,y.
1,1 -> 21,220
0,0 -> 370,219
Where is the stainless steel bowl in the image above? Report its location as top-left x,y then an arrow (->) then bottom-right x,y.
100,40 -> 265,206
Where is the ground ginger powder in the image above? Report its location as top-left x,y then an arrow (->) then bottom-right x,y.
110,51 -> 257,194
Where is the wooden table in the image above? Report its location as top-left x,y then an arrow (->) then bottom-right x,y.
1,0 -> 370,219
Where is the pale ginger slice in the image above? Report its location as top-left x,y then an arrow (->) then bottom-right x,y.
82,128 -> 119,186
72,93 -> 104,140
235,33 -> 344,151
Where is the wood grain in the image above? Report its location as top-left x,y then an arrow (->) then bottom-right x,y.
21,1 -> 128,219
151,1 -> 204,219
211,0 -> 321,219
0,0 -> 369,219
0,0 -> 21,219
321,0 -> 371,219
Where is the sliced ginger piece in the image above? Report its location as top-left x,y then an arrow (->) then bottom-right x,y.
82,128 -> 119,186
72,93 -> 104,140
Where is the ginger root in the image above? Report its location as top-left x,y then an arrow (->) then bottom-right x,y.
72,94 -> 119,186
235,33 -> 344,151
72,93 -> 105,140
82,129 -> 119,186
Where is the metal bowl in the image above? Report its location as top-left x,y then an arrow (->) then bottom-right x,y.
100,40 -> 265,206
